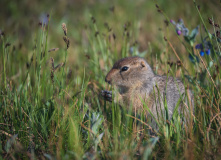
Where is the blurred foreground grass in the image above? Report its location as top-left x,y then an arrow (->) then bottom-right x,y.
0,0 -> 221,159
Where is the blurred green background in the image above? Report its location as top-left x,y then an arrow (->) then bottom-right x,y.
1,0 -> 220,64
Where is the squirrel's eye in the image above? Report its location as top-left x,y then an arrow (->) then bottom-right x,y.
121,66 -> 129,72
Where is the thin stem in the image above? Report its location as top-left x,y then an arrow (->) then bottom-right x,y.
1,36 -> 7,90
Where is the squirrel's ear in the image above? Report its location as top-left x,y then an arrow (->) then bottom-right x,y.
140,61 -> 146,67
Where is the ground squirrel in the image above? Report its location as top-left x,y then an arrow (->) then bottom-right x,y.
101,56 -> 194,123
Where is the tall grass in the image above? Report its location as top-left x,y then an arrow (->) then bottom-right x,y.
0,0 -> 221,159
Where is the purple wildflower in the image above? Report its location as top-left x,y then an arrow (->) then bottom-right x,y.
195,41 -> 211,56
195,44 -> 203,49
170,20 -> 176,25
182,28 -> 189,36
178,18 -> 183,23
40,13 -> 49,26
206,49 -> 210,55
171,18 -> 189,36
177,30 -> 182,35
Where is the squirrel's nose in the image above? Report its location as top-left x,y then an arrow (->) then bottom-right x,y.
105,75 -> 111,84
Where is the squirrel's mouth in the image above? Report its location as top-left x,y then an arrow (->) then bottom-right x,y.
105,77 -> 112,85
105,80 -> 111,85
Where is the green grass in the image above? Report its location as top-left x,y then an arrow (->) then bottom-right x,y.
0,0 -> 221,159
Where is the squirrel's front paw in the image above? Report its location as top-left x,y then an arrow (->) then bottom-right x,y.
100,90 -> 112,102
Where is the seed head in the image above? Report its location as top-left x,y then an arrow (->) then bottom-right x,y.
5,43 -> 11,48
113,33 -> 116,40
51,70 -> 54,84
38,22 -> 42,26
54,63 -> 64,71
164,20 -> 169,26
157,9 -> 162,13
123,22 -> 131,31
91,16 -> 96,23
95,31 -> 99,37
62,23 -> 67,36
63,36 -> 70,49
48,48 -> 59,52
126,32 -> 130,38
67,69 -> 72,79
216,31 -> 220,38
208,17 -> 214,26
50,57 -> 55,83
26,62 -> 30,69
197,5 -> 200,11
177,60 -> 181,66
167,61 -> 173,67
51,57 -> 54,70
0,30 -> 4,37
109,6 -> 115,12
104,22 -> 112,32
85,54 -> 90,59
215,23 -> 220,28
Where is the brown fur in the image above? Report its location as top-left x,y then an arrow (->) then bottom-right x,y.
104,56 -> 194,121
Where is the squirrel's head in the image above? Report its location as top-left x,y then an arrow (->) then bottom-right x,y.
105,57 -> 154,87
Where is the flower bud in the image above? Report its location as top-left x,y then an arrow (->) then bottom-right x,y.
200,50 -> 205,56
206,49 -> 210,55
177,30 -> 182,35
